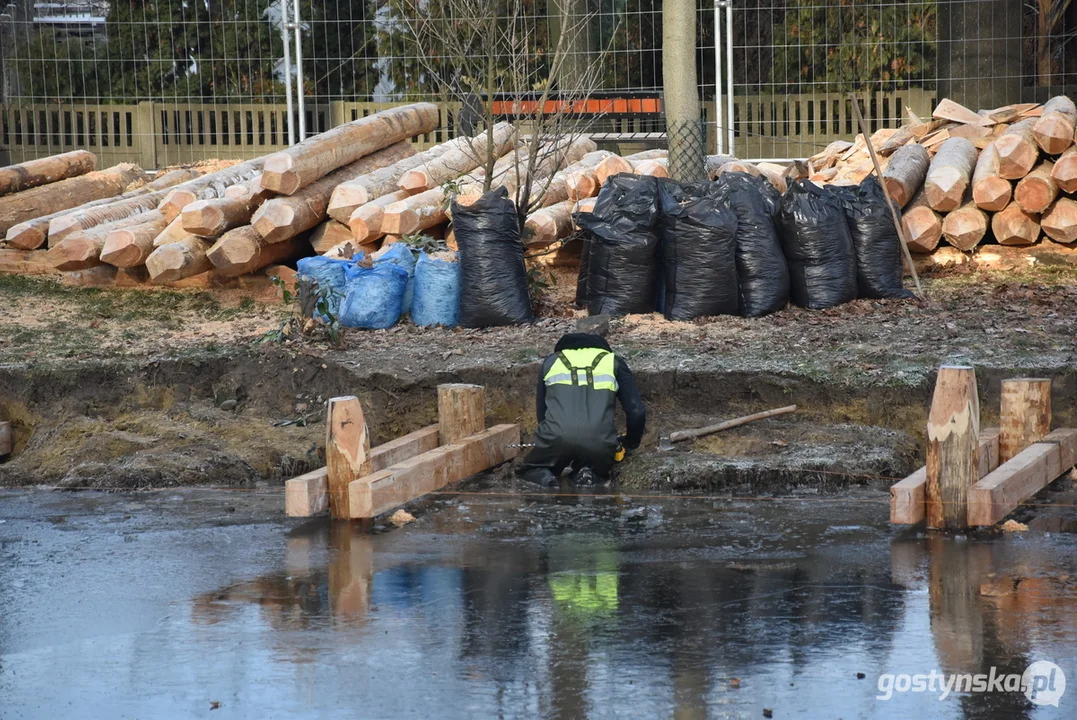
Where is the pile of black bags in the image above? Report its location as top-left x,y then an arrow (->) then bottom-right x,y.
575,171 -> 912,319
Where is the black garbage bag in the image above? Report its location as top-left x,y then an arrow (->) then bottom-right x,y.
575,173 -> 661,316
715,172 -> 789,317
779,179 -> 858,309
657,178 -> 739,319
452,187 -> 534,327
574,237 -> 591,309
840,177 -> 916,300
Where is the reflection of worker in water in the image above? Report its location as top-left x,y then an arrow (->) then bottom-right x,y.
518,332 -> 646,486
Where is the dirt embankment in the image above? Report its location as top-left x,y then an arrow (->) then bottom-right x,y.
1,259 -> 1076,492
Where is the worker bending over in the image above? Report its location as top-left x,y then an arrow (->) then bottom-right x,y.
519,333 -> 646,486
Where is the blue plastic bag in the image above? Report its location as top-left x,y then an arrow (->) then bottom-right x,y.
339,263 -> 409,329
372,243 -> 417,313
411,252 -> 461,327
296,256 -> 354,322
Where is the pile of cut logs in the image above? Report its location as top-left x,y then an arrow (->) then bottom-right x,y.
805,96 -> 1077,252
0,103 -> 677,286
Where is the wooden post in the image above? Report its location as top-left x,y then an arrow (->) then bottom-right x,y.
999,378 -> 1052,463
325,396 -> 372,519
0,421 -> 11,456
437,384 -> 486,445
926,365 -> 980,530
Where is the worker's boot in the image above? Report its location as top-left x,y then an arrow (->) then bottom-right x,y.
518,466 -> 558,487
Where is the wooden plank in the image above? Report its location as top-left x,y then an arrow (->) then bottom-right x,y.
933,98 -> 993,126
967,441 -> 1062,526
437,383 -> 486,445
890,428 -> 1000,524
325,396 -> 372,519
1043,428 -> 1077,472
348,424 -> 520,519
285,424 -> 440,517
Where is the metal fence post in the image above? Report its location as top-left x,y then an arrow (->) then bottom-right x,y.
136,101 -> 158,170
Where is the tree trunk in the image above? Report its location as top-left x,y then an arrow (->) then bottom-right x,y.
992,203 -> 1041,246
902,187 -> 943,253
100,212 -> 171,268
926,365 -> 980,531
663,0 -> 702,181
1041,197 -> 1077,243
379,188 -> 447,236
348,189 -> 412,243
0,163 -> 143,236
523,199 -> 576,248
994,119 -> 1040,180
181,195 -> 257,237
261,103 -> 438,195
146,236 -> 214,283
207,226 -> 308,278
881,144 -> 930,208
48,193 -> 165,246
534,150 -> 614,205
942,199 -> 989,251
327,140 -> 455,223
156,157 -> 267,221
1014,161 -> 1058,214
971,142 -> 1012,212
1032,95 -> 1077,155
252,143 -> 413,244
437,384 -> 486,444
397,124 -> 515,192
0,150 -> 97,196
924,138 -> 979,212
999,378 -> 1052,463
1050,144 -> 1077,193
47,209 -> 160,271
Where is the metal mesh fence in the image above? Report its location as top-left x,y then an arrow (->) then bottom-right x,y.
0,1 -> 1074,167
666,118 -> 708,182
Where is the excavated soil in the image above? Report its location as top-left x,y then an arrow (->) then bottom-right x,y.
1,252 -> 1075,494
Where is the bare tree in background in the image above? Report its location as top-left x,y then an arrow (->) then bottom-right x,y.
393,0 -> 611,229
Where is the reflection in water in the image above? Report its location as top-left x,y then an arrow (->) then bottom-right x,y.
183,499 -> 1077,720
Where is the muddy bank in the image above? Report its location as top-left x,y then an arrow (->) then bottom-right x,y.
2,339 -> 1073,492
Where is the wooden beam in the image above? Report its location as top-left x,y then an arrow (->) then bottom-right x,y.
890,428 -> 1000,524
926,365 -> 980,530
285,424 -> 441,517
325,395 -> 372,519
999,378 -> 1052,463
437,383 -> 485,445
348,424 -> 520,519
967,440 -> 1066,527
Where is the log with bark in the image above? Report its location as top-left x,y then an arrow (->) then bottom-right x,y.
1040,198 -> 1077,244
533,150 -> 614,205
902,187 -> 944,253
207,226 -> 309,278
881,144 -> 930,208
923,138 -> 979,212
99,212 -> 171,267
146,235 -> 215,283
379,188 -> 448,236
261,103 -> 439,194
991,203 -> 1041,246
348,189 -> 412,243
941,198 -> 989,251
326,141 -> 456,223
994,118 -> 1040,180
523,199 -> 575,248
156,157 -> 266,221
0,150 -> 97,197
252,142 -> 414,244
0,163 -> 143,236
1032,96 -> 1077,155
397,123 -> 516,192
634,158 -> 669,177
971,142 -> 1012,212
1014,161 -> 1058,214
595,149 -> 664,184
